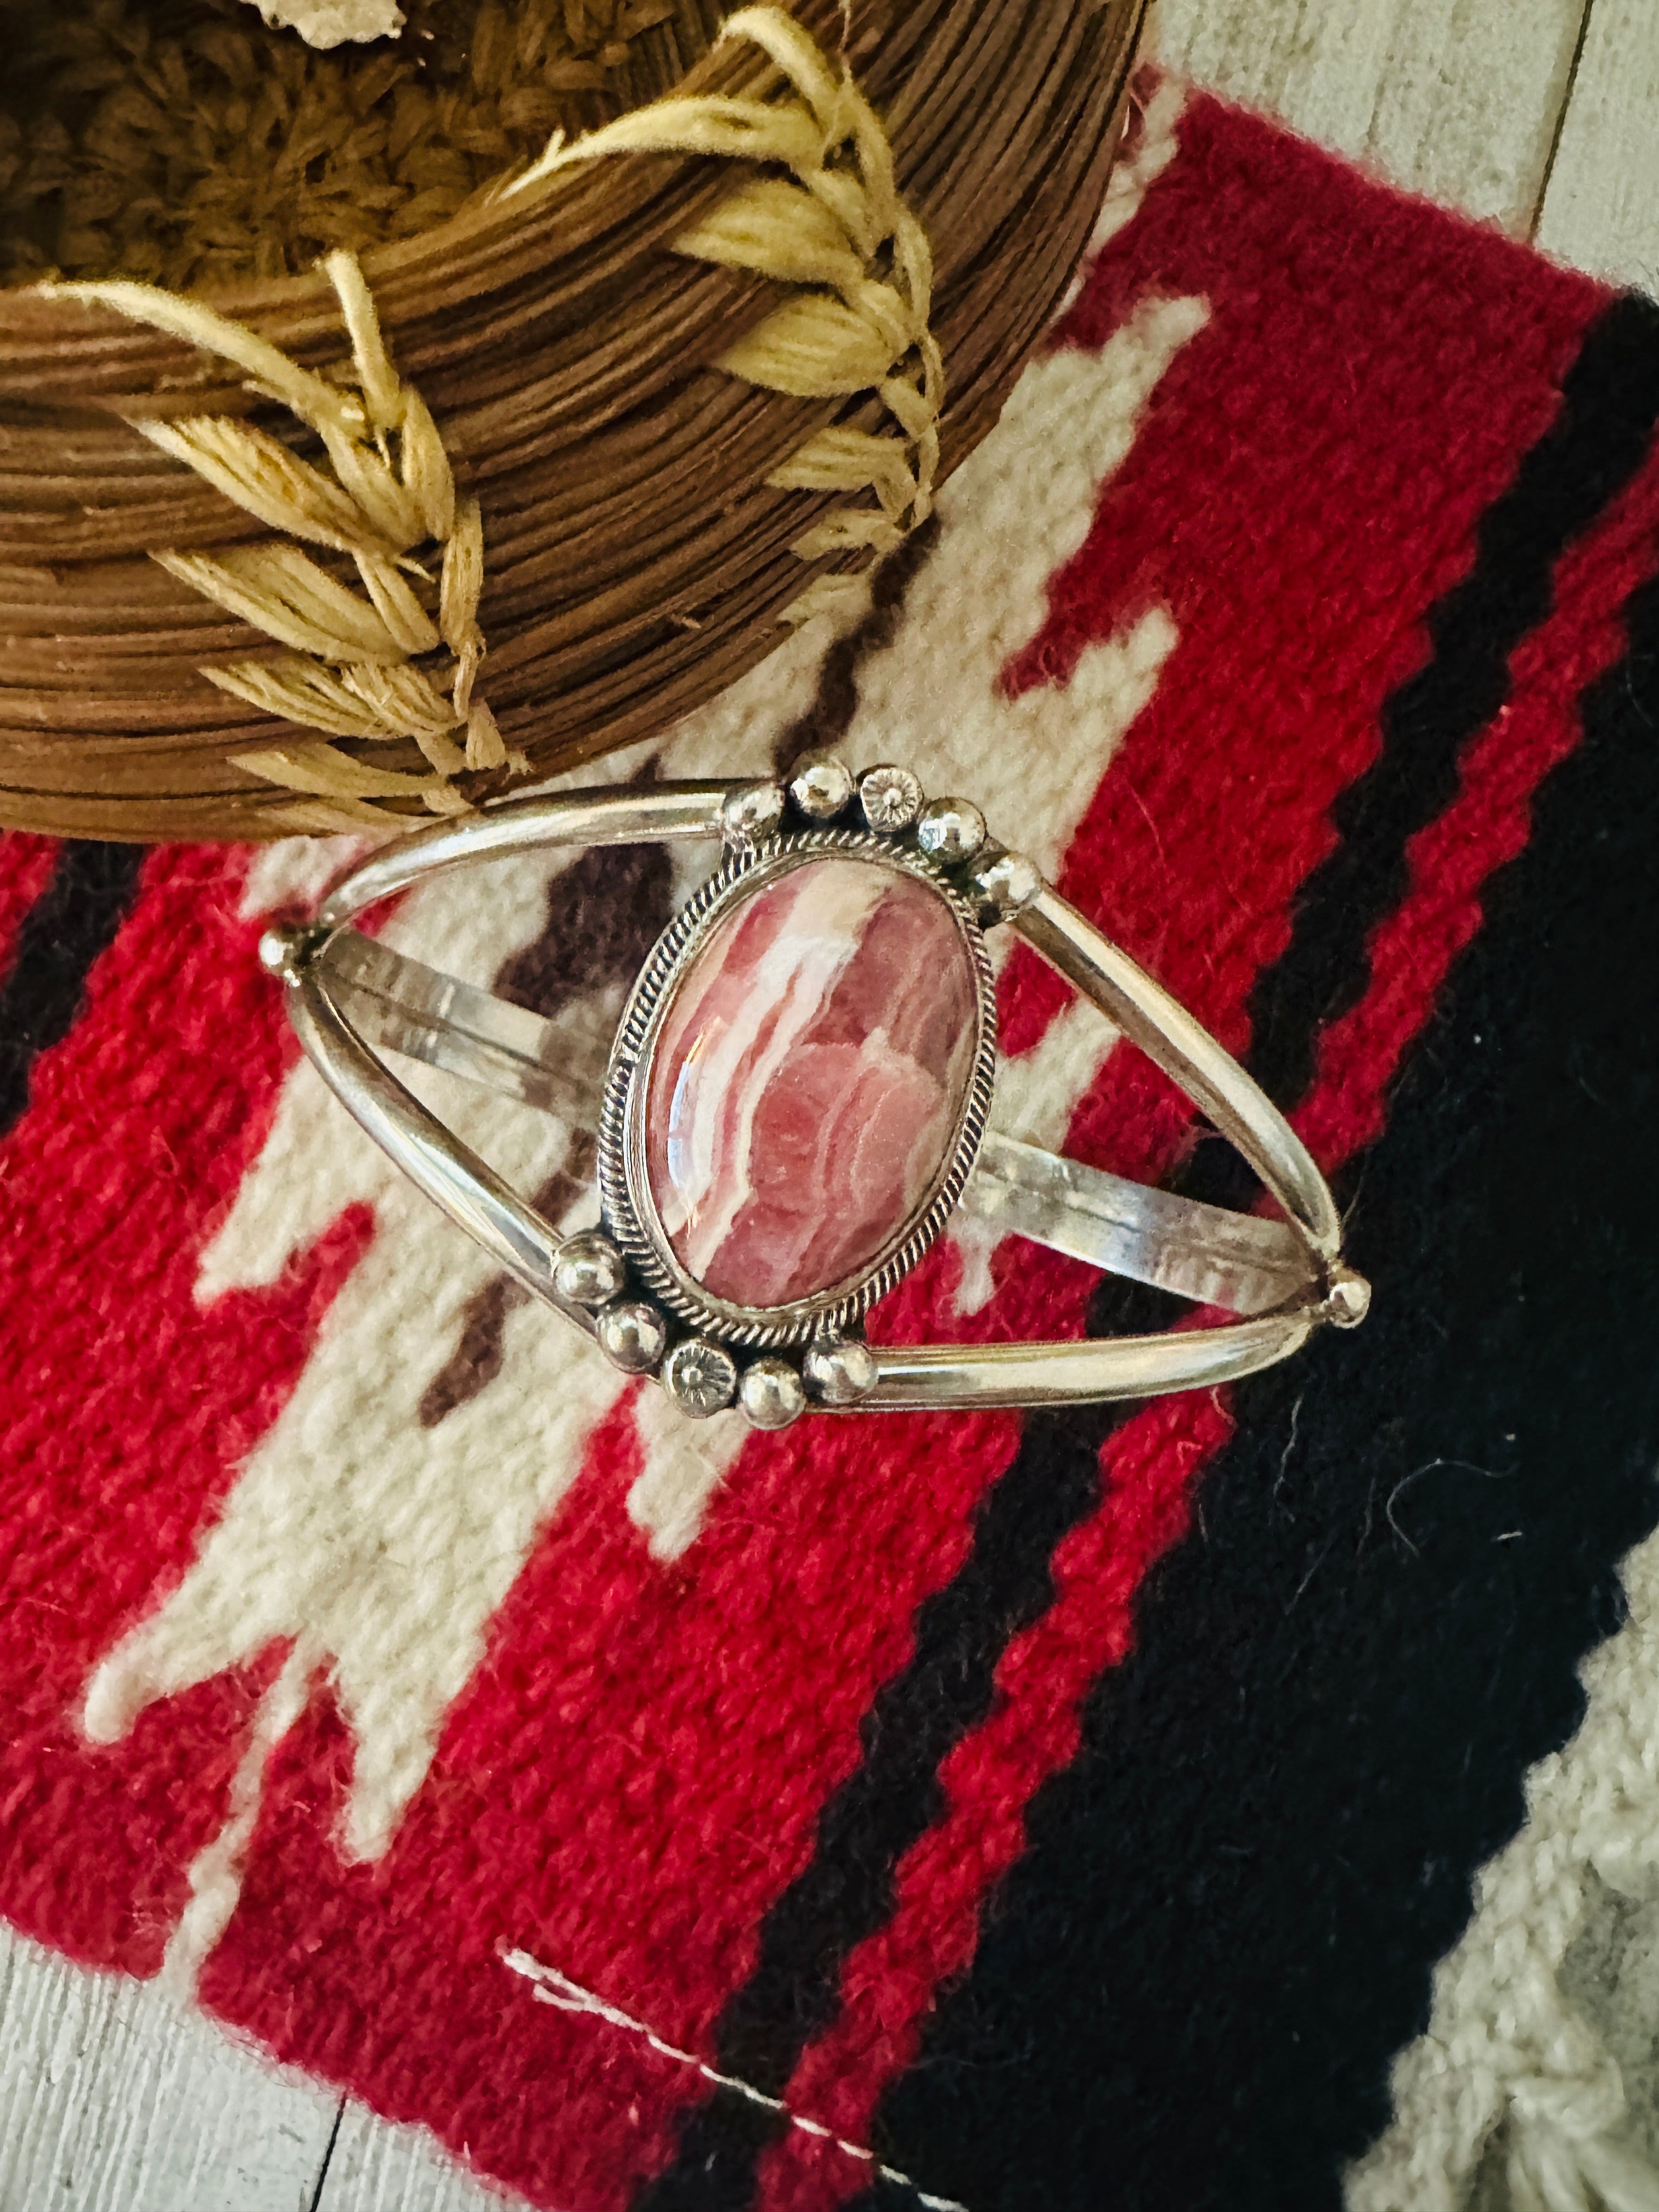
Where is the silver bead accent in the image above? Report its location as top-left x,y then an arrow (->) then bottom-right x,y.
972,847 -> 1044,918
916,799 -> 988,863
802,1335 -> 878,1406
553,1230 -> 627,1309
789,753 -> 855,822
597,1300 -> 668,1374
721,780 -> 786,849
1321,1265 -> 1372,1329
257,922 -> 326,984
858,763 -> 924,834
663,1337 -> 738,1417
738,1357 -> 808,1431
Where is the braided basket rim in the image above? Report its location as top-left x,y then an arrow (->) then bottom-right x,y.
0,0 -> 1150,840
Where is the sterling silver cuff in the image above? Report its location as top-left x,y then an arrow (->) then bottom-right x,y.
262,760 -> 1368,1428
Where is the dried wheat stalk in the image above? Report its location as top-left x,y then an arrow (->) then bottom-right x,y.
516,6 -> 943,584
46,250 -> 506,827
0,0 -> 1147,840
39,8 -> 943,831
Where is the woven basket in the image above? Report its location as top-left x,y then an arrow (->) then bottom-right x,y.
0,0 -> 1146,841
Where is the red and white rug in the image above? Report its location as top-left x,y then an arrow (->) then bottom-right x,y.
3,74 -> 1658,2212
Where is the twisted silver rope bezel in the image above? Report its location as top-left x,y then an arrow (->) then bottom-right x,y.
597,828 -> 998,1349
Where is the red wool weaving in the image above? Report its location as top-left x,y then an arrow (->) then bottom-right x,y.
3,73 -> 1659,2212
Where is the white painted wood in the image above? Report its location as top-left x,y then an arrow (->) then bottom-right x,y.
1153,0 -> 1592,231
0,1922 -> 340,2211
314,2104 -> 523,2212
1536,0 -> 1659,290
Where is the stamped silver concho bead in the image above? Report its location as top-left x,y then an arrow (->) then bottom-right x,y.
859,763 -> 924,834
663,1338 -> 739,1417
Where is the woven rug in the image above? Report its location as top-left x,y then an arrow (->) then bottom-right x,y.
3,74 -> 1659,2212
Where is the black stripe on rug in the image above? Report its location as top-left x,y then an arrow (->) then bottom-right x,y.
1246,287 -> 1659,1117
631,291 -> 1659,2212
848,541 -> 1659,2209
0,842 -> 145,1139
633,1361 -> 1176,2212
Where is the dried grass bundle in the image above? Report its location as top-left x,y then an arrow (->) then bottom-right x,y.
0,0 -> 1147,841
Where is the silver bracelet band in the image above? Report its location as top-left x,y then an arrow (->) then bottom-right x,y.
264,769 -> 1368,1425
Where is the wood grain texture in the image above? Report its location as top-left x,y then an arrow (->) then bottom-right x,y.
0,1925 -> 340,2211
1153,0 -> 1592,232
313,2105 -> 510,2212
1536,1 -> 1659,287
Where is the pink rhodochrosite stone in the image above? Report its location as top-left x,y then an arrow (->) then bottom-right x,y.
645,857 -> 980,1309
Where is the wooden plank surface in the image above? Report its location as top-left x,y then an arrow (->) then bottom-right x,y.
1154,0 -> 1593,233
0,1919 -> 506,2211
1536,1 -> 1659,287
4,5 -> 1651,2207
0,1928 -> 338,2212
313,2105 -> 503,2212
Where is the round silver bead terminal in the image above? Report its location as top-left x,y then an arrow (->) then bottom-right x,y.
802,1335 -> 878,1407
553,1230 -> 627,1310
1322,1264 -> 1372,1329
789,753 -> 856,822
596,1300 -> 669,1375
972,847 -> 1045,919
257,921 -> 326,984
738,1357 -> 808,1431
721,781 -> 786,847
916,798 -> 988,864
663,1338 -> 738,1418
859,763 -> 924,834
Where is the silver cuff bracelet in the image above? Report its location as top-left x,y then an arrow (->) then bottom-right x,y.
262,759 -> 1369,1430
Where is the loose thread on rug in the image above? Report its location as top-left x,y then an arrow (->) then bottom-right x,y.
500,1946 -> 969,2212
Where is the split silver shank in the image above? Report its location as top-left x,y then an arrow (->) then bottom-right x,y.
273,783 -> 1361,1414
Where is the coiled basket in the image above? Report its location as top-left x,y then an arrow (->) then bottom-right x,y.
0,0 -> 1146,840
